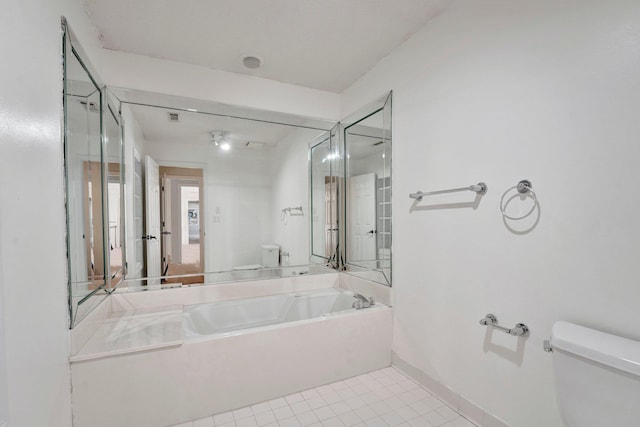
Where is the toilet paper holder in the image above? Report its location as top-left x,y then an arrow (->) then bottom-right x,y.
479,313 -> 529,337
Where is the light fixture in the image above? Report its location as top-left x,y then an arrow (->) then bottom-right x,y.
209,131 -> 231,151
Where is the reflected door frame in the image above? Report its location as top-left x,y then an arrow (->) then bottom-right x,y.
156,163 -> 207,276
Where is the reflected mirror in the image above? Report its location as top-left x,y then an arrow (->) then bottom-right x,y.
309,128 -> 342,263
343,93 -> 392,286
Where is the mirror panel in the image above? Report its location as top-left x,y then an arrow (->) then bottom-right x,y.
343,93 -> 392,286
63,21 -> 109,325
310,134 -> 332,260
111,91 -> 337,292
105,98 -> 125,289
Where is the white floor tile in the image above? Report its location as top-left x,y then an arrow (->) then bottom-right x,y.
193,416 -> 215,426
233,407 -> 254,420
337,410 -> 361,426
235,416 -> 258,427
251,402 -> 272,415
322,416 -> 345,427
314,405 -> 336,421
188,367 -> 473,427
307,397 -> 328,410
214,412 -> 235,425
291,401 -> 313,416
268,397 -> 288,410
442,417 -> 476,427
254,411 -> 276,426
382,410 -> 405,425
280,416 -> 303,427
297,410 -> 320,426
286,393 -> 306,405
273,405 -> 295,421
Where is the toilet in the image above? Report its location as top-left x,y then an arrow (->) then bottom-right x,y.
232,244 -> 280,278
550,321 -> 640,427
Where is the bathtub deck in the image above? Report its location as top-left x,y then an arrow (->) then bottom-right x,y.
173,367 -> 476,427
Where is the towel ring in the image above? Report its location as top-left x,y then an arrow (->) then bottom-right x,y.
500,180 -> 537,220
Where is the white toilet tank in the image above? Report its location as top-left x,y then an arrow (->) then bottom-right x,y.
261,245 -> 280,268
550,321 -> 640,427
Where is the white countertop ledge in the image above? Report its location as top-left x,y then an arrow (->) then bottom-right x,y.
70,305 -> 184,363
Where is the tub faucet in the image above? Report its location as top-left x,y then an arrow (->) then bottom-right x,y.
352,293 -> 375,309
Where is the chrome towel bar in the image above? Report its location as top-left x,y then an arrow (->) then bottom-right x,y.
479,313 -> 529,337
409,182 -> 487,200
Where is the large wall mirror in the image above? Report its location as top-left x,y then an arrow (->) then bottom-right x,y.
107,88 -> 337,292
63,19 -> 125,326
64,19 -> 390,326
342,93 -> 392,286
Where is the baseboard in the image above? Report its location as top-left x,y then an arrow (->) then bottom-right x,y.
392,353 -> 510,427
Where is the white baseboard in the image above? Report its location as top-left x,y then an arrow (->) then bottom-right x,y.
392,353 -> 510,427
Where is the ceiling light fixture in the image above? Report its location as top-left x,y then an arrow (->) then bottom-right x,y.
209,131 -> 231,151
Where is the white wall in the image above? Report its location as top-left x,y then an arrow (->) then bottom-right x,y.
270,129 -> 321,266
0,0 -> 102,426
341,1 -> 640,426
0,204 -> 7,427
97,49 -> 341,122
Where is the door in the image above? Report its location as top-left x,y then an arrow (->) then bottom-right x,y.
349,173 -> 377,262
144,155 -> 161,284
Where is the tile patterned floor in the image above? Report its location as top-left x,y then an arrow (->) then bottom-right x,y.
173,367 -> 476,427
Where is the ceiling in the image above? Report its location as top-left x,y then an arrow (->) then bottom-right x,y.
129,104 -> 295,148
83,0 -> 447,93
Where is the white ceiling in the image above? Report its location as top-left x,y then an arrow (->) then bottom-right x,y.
84,0 -> 447,93
129,104 -> 295,147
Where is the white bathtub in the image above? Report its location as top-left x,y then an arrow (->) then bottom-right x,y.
184,288 -> 365,339
71,276 -> 392,427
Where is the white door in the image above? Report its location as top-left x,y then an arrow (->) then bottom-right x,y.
132,149 -> 144,279
144,155 -> 161,284
349,173 -> 377,262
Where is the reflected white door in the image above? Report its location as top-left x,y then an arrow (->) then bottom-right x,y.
144,155 -> 161,284
349,173 -> 376,261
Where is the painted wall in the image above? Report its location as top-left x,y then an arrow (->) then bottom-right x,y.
341,1 -> 640,426
96,49 -> 341,122
0,0 -> 103,425
0,204 -> 6,427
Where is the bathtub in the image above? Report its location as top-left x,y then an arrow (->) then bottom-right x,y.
184,288 -> 367,339
70,276 -> 392,427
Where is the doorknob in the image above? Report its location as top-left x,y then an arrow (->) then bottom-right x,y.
141,235 -> 157,240
367,230 -> 377,234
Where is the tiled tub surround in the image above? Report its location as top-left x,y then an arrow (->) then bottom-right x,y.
70,273 -> 392,427
173,367 -> 477,427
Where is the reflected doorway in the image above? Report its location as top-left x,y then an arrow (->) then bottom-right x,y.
159,166 -> 204,285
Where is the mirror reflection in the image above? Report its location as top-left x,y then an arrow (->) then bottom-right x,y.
309,131 -> 340,262
115,95 -> 335,289
344,94 -> 392,285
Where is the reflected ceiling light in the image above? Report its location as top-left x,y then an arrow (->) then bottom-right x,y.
209,131 -> 231,151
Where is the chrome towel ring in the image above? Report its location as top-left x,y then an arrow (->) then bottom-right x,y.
500,179 -> 537,220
